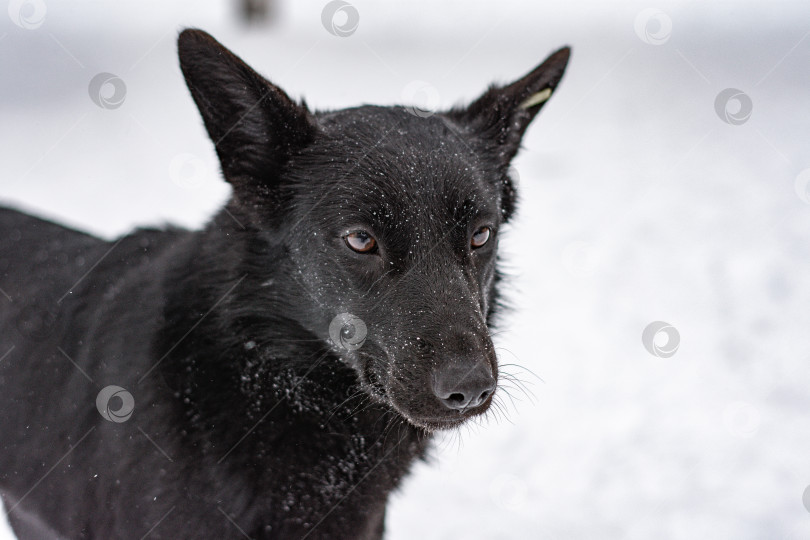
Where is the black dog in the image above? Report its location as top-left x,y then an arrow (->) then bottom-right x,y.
0,29 -> 569,539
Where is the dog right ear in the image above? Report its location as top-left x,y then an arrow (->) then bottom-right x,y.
178,29 -> 317,191
445,47 -> 570,166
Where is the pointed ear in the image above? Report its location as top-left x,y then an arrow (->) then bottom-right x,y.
446,47 -> 570,164
177,29 -> 317,190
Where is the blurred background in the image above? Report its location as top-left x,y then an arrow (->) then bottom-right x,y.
1,0 -> 809,538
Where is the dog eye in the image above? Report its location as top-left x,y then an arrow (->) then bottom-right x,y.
470,226 -> 491,249
344,231 -> 377,254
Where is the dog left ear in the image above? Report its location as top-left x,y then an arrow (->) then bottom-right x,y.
446,47 -> 570,165
178,29 -> 318,192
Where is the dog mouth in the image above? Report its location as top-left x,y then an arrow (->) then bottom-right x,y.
353,348 -> 389,403
362,361 -> 388,401
384,377 -> 495,432
353,346 -> 496,431
395,399 -> 494,432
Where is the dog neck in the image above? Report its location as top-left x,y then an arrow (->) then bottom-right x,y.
152,204 -> 429,492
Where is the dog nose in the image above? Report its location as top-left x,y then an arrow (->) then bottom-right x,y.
433,362 -> 496,411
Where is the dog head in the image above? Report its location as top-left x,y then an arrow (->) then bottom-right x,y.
178,29 -> 569,430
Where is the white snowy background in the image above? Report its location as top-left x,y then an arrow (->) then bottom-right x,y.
2,0 -> 810,538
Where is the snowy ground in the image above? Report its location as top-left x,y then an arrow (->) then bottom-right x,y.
2,0 -> 810,538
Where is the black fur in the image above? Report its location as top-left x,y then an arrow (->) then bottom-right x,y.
0,29 -> 569,539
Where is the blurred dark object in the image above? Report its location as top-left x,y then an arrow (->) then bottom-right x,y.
240,0 -> 274,23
